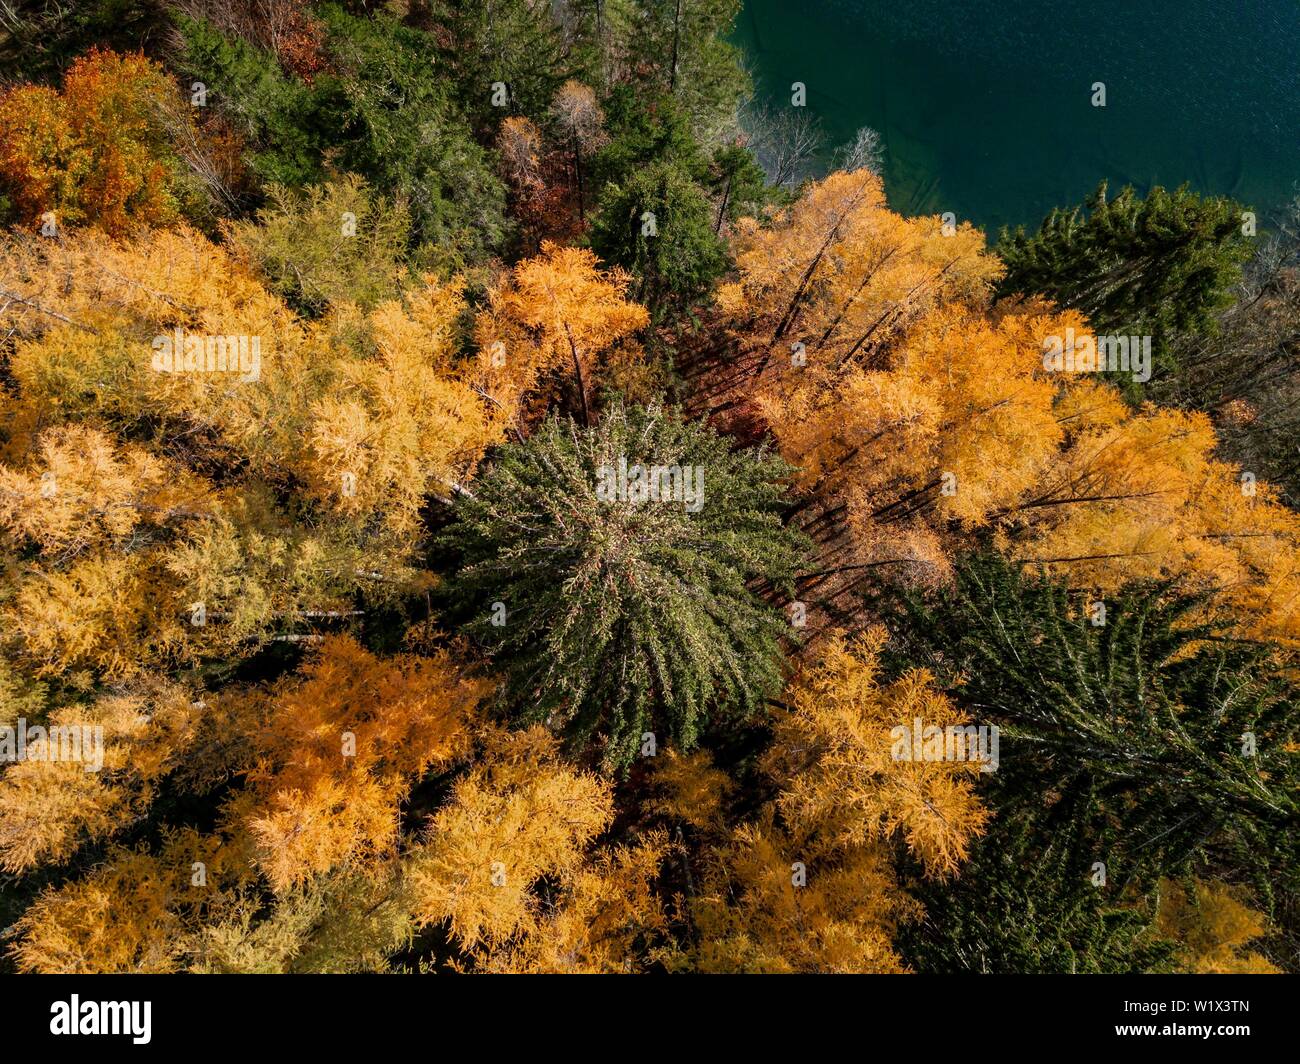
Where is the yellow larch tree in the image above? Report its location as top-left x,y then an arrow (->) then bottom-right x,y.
3,638 -> 496,974
717,169 -> 1001,390
680,817 -> 913,973
764,628 -> 991,876
765,300 -> 1082,584
0,424 -> 212,555
669,629 -> 989,973
473,837 -> 669,974
0,222 -> 508,670
0,680 -> 204,872
718,172 -> 1300,643
473,241 -> 648,424
227,634 -> 486,892
642,748 -> 735,832
306,276 -> 507,535
5,551 -> 190,678
403,726 -> 615,951
0,223 -> 500,499
1008,402 -> 1300,646
0,424 -> 213,676
1155,878 -> 1281,974
11,847 -> 192,974
10,829 -> 245,974
713,169 -> 1012,586
0,223 -> 307,467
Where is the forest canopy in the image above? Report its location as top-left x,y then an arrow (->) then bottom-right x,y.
0,0 -> 1295,977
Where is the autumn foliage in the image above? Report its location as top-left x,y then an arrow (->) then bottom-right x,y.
719,171 -> 1300,648
0,13 -> 1294,981
668,629 -> 988,973
0,50 -> 199,235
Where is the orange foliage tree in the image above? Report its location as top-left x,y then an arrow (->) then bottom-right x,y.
721,171 -> 1300,646
474,241 -> 648,424
0,50 -> 202,235
228,635 -> 485,891
716,169 -> 1001,389
666,629 -> 989,972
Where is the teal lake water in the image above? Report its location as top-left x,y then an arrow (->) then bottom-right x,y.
734,0 -> 1299,234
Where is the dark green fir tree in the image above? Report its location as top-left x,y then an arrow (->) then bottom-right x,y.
440,402 -> 809,771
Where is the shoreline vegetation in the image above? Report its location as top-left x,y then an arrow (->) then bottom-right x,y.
0,1 -> 1295,976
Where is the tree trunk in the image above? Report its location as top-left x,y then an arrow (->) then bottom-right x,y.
714,172 -> 732,234
573,141 -> 585,222
670,0 -> 683,92
563,321 -> 592,426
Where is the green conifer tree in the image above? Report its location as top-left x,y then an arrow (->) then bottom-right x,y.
439,403 -> 809,771
997,182 -> 1252,390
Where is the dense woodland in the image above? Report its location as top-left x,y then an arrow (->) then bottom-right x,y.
0,0 -> 1296,974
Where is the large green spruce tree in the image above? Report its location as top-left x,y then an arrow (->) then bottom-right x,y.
440,403 -> 809,771
880,555 -> 1300,971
